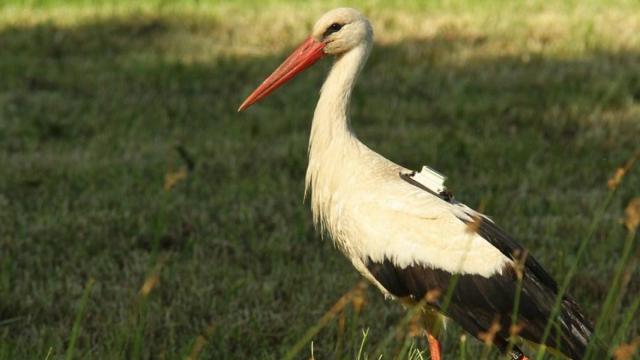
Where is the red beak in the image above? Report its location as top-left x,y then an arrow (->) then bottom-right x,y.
238,37 -> 326,111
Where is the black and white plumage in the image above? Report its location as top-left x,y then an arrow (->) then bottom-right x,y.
367,178 -> 593,359
239,7 -> 597,359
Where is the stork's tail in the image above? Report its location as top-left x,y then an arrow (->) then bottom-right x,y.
555,296 -> 605,359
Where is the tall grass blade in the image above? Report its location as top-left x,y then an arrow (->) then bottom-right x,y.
371,299 -> 426,358
459,335 -> 467,360
131,296 -> 149,359
395,331 -> 414,359
350,303 -> 362,357
44,347 -> 53,360
334,309 -> 345,356
283,282 -> 367,360
356,328 -> 369,360
534,164 -> 629,359
535,190 -> 615,359
584,221 -> 638,358
504,252 -> 526,358
612,292 -> 640,347
65,278 -> 95,360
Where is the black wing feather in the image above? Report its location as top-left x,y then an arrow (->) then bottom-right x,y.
366,257 -> 593,359
469,211 -> 558,292
392,172 -> 596,358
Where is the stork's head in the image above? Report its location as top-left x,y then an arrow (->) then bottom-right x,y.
311,8 -> 372,55
238,8 -> 372,111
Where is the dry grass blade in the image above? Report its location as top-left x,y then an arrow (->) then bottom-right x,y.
139,256 -> 167,297
624,197 -> 640,232
479,318 -> 501,360
351,284 -> 367,314
478,318 -> 501,345
465,215 -> 482,234
186,322 -> 216,360
164,167 -> 188,191
139,274 -> 160,296
283,281 -> 368,360
608,150 -> 639,190
613,337 -> 640,360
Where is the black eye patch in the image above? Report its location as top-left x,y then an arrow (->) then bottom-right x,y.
323,23 -> 343,37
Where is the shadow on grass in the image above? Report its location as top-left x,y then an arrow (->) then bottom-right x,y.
0,13 -> 638,359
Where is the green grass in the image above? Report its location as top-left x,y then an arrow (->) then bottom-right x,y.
0,0 -> 639,359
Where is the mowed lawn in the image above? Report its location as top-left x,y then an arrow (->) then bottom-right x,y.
0,0 -> 639,358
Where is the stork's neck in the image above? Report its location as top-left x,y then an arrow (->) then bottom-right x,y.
309,43 -> 371,156
305,43 -> 371,206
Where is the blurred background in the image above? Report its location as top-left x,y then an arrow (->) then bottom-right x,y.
0,0 -> 639,358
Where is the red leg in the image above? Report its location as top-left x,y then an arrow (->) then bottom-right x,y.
427,332 -> 442,360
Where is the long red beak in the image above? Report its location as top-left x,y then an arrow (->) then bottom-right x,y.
238,37 -> 325,111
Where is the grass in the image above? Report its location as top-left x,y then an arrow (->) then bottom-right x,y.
0,0 -> 639,358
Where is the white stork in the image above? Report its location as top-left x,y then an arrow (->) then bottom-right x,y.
238,8 -> 596,360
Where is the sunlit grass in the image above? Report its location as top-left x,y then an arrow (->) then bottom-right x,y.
0,0 -> 638,358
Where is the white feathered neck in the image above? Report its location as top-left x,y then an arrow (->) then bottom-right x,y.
305,42 -> 373,232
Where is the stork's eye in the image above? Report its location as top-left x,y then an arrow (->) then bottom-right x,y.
329,23 -> 343,32
323,23 -> 343,37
